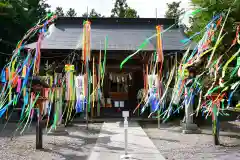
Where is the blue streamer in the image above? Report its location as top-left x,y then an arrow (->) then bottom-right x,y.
1,68 -> 6,83
227,91 -> 234,107
0,99 -> 14,118
20,91 -> 29,120
0,107 -> 7,118
150,96 -> 159,113
75,99 -> 86,113
181,32 -> 201,44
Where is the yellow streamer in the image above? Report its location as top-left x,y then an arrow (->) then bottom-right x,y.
222,48 -> 240,78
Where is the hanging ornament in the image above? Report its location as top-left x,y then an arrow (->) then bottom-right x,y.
75,75 -> 85,113
65,64 -> 75,101
156,25 -> 164,63
147,74 -> 160,112
82,20 -> 91,63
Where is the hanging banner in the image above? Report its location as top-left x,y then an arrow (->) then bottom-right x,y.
75,75 -> 85,112
65,64 -> 75,101
148,74 -> 160,112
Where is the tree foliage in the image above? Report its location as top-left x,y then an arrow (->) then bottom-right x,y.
55,7 -> 64,17
188,0 -> 240,85
82,9 -> 102,18
66,8 -> 77,17
189,0 -> 240,45
0,0 -> 51,68
165,1 -> 184,22
111,0 -> 139,18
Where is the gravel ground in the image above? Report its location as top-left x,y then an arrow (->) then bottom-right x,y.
0,123 -> 102,160
143,121 -> 240,160
0,121 -> 239,160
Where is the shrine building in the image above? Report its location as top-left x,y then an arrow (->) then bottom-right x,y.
26,17 -> 191,119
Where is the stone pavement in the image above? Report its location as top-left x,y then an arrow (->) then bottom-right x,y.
87,122 -> 165,160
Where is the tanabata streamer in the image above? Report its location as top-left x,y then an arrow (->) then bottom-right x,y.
64,64 -> 75,123
82,20 -> 91,63
75,75 -> 85,113
0,13 -> 57,134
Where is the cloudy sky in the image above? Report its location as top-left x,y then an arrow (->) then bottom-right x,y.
47,0 -> 192,18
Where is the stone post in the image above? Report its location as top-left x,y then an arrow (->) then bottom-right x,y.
182,67 -> 201,134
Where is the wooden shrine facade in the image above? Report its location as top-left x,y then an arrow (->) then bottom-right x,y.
26,17 -> 191,118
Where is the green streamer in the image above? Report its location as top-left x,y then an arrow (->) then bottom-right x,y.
230,66 -> 239,78
120,39 -> 149,69
191,9 -> 202,16
101,36 -> 108,86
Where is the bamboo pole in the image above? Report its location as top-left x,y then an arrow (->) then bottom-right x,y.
92,57 -> 95,118
97,50 -> 102,117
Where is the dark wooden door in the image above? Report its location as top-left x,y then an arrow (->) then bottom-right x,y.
128,70 -> 144,117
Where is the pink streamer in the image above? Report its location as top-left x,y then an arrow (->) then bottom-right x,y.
31,109 -> 35,118
17,78 -> 22,93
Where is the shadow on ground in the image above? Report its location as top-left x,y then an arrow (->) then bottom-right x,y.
201,132 -> 240,139
41,148 -> 88,160
41,124 -> 106,160
66,124 -> 116,135
150,137 -> 180,143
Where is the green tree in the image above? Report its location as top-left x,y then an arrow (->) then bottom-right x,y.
0,1 -> 11,15
82,9 -> 102,18
188,0 -> 240,89
189,0 -> 240,44
26,0 -> 51,22
125,7 -> 138,18
111,0 -> 139,18
165,1 -> 184,22
0,0 -> 51,68
55,6 -> 64,17
66,8 -> 77,17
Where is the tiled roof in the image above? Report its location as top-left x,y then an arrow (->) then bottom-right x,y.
26,17 -> 191,51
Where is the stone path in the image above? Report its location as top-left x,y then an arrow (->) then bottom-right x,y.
88,122 -> 165,160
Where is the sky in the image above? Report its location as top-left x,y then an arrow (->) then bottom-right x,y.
47,0 -> 192,18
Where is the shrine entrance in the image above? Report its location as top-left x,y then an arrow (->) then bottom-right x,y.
98,64 -> 144,118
